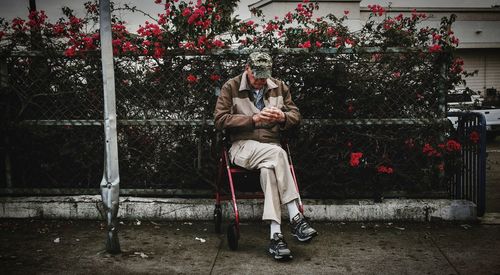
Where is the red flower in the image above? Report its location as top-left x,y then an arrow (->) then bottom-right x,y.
432,33 -> 442,42
450,36 -> 460,45
111,23 -> 125,33
470,131 -> 480,144
187,74 -> 198,83
158,14 -> 167,25
368,4 -> 385,16
210,74 -> 221,81
450,58 -> 464,73
298,41 -> 311,48
153,46 -> 165,58
392,71 -> 401,78
122,41 -> 136,53
187,7 -> 206,25
27,10 -> 47,29
315,41 -> 323,48
12,18 -> 26,31
411,9 -> 427,20
182,8 -> 192,17
423,143 -> 441,157
429,44 -> 441,53
344,10 -> 350,15
297,3 -> 304,12
69,16 -> 81,27
82,36 -> 95,50
64,46 -> 76,57
212,39 -> 224,48
112,39 -> 121,47
52,23 -> 65,35
180,41 -> 196,49
264,23 -> 278,33
383,18 -> 395,30
377,165 -> 394,174
138,22 -> 161,37
446,139 -> 461,152
326,27 -> 336,37
350,152 -> 363,167
197,35 -> 207,47
344,38 -> 355,46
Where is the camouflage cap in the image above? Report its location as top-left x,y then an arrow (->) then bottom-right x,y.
248,52 -> 272,78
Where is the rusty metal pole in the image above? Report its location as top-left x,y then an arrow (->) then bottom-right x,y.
99,0 -> 121,254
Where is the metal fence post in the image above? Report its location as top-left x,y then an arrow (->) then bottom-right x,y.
477,113 -> 487,216
99,0 -> 121,254
1,57 -> 12,189
438,55 -> 448,185
438,59 -> 447,119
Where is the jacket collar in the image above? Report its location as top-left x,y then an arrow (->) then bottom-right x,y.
239,71 -> 278,92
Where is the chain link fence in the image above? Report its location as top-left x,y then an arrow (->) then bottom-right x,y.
1,49 -> 453,198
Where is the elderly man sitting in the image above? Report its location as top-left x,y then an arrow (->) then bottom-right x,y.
214,52 -> 317,260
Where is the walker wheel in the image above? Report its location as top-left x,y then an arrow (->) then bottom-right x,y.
227,222 -> 239,250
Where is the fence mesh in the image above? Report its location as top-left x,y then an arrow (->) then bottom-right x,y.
1,50 -> 452,198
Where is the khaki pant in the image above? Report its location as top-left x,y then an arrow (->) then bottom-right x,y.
229,140 -> 300,224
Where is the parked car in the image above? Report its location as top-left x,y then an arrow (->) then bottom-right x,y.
446,88 -> 483,108
447,89 -> 500,141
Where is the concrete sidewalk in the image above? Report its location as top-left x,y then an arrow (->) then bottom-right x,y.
0,196 -> 477,221
1,219 -> 499,274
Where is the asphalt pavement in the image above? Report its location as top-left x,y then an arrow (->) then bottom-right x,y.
1,219 -> 499,274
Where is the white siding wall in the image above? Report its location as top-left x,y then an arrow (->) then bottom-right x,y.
458,49 -> 500,95
485,51 -> 500,93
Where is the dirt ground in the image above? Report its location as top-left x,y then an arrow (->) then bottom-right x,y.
1,219 -> 499,274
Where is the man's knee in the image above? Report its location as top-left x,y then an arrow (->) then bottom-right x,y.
260,167 -> 273,177
270,145 -> 287,158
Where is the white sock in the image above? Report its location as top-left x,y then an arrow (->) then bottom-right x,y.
270,221 -> 281,239
287,200 -> 300,222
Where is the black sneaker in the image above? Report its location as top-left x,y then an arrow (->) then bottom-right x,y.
269,233 -> 293,261
291,213 -> 318,242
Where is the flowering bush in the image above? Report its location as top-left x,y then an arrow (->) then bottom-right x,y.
233,0 -> 351,49
0,1 -> 474,197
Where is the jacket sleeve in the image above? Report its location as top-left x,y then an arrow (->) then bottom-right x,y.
280,82 -> 301,130
214,81 -> 254,130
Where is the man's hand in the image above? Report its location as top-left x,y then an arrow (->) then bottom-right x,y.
253,107 -> 285,124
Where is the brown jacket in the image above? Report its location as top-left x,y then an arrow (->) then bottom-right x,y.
214,72 -> 301,144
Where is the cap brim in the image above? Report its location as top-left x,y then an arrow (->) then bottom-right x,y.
253,68 -> 271,78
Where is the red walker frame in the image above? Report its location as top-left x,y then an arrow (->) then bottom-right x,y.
214,136 -> 304,250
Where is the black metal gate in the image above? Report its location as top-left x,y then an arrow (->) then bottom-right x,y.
447,111 -> 487,216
